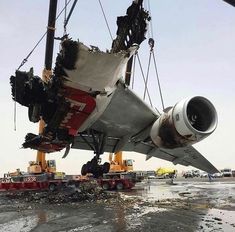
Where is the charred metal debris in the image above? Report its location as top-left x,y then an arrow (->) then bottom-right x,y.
111,0 -> 150,53
10,0 -> 150,153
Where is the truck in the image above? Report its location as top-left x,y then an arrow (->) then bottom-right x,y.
0,172 -> 134,192
0,171 -> 69,192
98,172 -> 135,190
156,167 -> 177,179
221,168 -> 232,177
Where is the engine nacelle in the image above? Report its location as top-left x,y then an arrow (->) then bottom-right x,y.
150,96 -> 218,148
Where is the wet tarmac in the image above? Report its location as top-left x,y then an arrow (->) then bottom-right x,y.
0,177 -> 235,232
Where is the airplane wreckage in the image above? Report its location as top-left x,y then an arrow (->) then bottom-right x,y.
10,0 -> 218,177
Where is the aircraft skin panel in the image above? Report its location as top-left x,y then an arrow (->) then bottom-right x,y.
90,82 -> 159,137
64,43 -> 136,92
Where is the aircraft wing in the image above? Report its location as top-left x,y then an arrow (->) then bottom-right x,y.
145,146 -> 219,174
73,133 -> 218,174
72,83 -> 218,174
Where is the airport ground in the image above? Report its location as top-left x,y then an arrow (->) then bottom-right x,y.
0,177 -> 234,232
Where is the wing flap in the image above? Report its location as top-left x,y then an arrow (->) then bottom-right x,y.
151,146 -> 218,174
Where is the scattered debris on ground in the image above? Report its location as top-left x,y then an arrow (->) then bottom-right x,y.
0,179 -> 235,232
1,180 -> 114,206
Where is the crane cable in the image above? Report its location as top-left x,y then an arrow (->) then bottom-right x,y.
145,0 -> 165,111
131,53 -> 137,90
14,0 -> 74,131
17,0 -> 73,71
136,53 -> 153,108
143,39 -> 153,101
147,0 -> 154,39
97,0 -> 163,113
144,37 -> 165,111
152,49 -> 165,110
98,0 -> 113,41
136,52 -> 161,115
64,0 -> 78,30
63,0 -> 68,35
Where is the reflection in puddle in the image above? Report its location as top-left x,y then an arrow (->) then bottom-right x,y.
36,209 -> 65,227
129,180 -> 235,204
125,180 -> 188,201
37,210 -> 47,224
121,180 -> 235,231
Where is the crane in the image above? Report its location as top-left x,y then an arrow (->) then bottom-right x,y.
27,0 -> 58,174
108,152 -> 134,173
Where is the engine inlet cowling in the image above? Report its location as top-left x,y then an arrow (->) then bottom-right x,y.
150,96 -> 218,148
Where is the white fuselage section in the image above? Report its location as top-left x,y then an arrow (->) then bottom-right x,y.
62,42 -> 138,131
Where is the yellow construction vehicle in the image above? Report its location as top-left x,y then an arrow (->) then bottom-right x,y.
108,151 -> 133,173
156,167 -> 177,179
27,159 -> 56,174
8,168 -> 22,177
106,152 -> 144,183
27,161 -> 42,174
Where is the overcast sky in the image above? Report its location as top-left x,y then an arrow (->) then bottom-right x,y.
0,0 -> 234,176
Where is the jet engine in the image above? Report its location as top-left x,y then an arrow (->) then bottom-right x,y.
150,96 -> 218,149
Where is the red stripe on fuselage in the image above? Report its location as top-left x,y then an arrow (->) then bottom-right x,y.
59,86 -> 96,135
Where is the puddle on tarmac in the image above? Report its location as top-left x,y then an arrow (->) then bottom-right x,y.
123,180 -> 187,201
198,208 -> 235,232
1,180 -> 235,231
125,204 -> 167,230
125,180 -> 235,205
0,215 -> 38,232
36,209 -> 64,224
0,210 -> 65,232
67,224 -> 93,231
